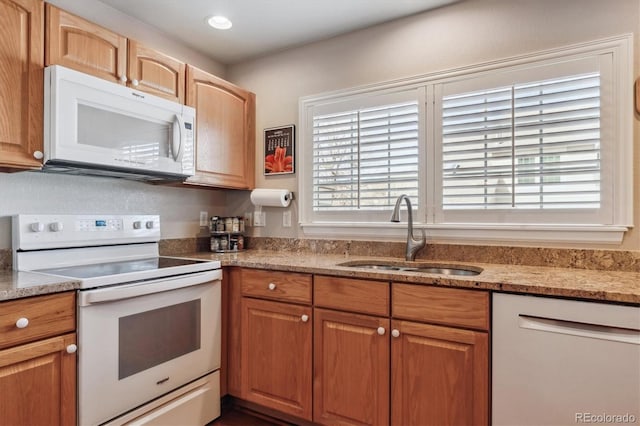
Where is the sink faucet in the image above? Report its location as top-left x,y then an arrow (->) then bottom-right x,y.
390,195 -> 426,261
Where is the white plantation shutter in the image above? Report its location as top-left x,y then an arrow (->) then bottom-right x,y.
300,36 -> 630,242
441,73 -> 601,210
312,100 -> 419,211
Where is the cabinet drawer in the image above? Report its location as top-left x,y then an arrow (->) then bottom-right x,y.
241,269 -> 311,304
314,275 -> 389,316
0,292 -> 76,350
392,284 -> 489,331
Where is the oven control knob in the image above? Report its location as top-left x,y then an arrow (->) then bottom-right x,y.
133,221 -> 142,229
66,344 -> 78,354
30,222 -> 44,233
145,221 -> 155,229
49,222 -> 64,232
15,317 -> 29,328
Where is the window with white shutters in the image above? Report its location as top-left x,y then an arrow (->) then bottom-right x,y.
312,101 -> 419,211
441,73 -> 601,210
299,35 -> 631,243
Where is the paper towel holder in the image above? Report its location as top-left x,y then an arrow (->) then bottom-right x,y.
250,188 -> 294,209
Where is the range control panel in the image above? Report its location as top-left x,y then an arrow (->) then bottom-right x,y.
13,214 -> 161,251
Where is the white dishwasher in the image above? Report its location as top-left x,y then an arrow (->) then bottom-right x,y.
492,293 -> 640,425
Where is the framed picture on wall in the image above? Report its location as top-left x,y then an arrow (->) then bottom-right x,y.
264,125 -> 295,175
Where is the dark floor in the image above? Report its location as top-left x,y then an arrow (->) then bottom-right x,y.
209,408 -> 283,426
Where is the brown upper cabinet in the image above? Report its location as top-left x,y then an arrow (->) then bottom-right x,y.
46,4 -> 185,103
185,65 -> 256,189
128,40 -> 185,103
0,0 -> 44,171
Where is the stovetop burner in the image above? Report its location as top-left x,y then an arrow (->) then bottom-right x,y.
35,257 -> 210,279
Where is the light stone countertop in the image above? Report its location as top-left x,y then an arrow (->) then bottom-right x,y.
0,270 -> 80,302
188,250 -> 640,305
1,249 -> 638,305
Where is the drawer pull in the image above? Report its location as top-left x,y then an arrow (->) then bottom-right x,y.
66,344 -> 78,354
301,314 -> 309,323
268,283 -> 277,291
15,317 -> 29,329
391,329 -> 400,338
377,327 -> 386,336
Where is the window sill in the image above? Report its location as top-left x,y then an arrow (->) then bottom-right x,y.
301,222 -> 629,245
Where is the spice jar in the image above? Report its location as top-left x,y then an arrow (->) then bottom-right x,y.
232,217 -> 240,233
215,217 -> 225,232
224,217 -> 233,232
210,216 -> 219,233
210,237 -> 220,252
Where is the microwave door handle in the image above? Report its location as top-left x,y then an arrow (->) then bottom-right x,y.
172,114 -> 185,162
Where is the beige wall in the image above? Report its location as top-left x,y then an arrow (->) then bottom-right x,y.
227,0 -> 640,250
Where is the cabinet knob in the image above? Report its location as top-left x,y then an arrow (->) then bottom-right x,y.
132,79 -> 139,87
15,317 -> 29,329
119,75 -> 127,83
268,283 -> 277,290
33,151 -> 43,160
66,344 -> 78,354
391,329 -> 400,338
377,326 -> 386,336
301,314 -> 309,323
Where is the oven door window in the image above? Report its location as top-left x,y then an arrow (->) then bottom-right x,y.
119,299 -> 201,379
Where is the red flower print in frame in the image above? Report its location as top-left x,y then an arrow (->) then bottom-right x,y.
264,125 -> 295,175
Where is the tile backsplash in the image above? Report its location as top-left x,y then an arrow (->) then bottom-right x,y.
3,237 -> 639,273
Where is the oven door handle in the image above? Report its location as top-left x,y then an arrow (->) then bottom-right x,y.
77,269 -> 222,306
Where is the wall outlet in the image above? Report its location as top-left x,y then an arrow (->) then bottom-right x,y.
244,212 -> 252,228
282,211 -> 292,227
254,211 -> 266,227
199,211 -> 208,227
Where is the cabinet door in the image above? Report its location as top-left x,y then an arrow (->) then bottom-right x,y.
186,65 -> 256,189
128,40 -> 185,103
241,298 -> 312,420
0,333 -> 76,426
391,320 -> 488,426
0,0 -> 43,171
46,4 -> 127,84
314,308 -> 390,426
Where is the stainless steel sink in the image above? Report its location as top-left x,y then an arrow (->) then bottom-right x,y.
402,267 -> 480,276
338,261 -> 482,276
349,264 -> 404,271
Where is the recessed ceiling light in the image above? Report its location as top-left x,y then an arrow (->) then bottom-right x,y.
207,15 -> 232,30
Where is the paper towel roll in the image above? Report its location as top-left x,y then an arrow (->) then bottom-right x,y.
250,189 -> 292,208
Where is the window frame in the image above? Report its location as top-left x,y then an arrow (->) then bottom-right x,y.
298,34 -> 633,244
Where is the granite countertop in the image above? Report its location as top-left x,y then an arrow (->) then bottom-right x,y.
2,249 -> 639,305
187,250 -> 640,305
0,270 -> 80,302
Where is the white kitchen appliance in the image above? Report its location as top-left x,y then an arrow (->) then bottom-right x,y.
43,65 -> 195,182
13,214 -> 221,426
493,293 -> 640,425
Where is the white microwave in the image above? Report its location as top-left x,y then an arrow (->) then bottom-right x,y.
43,65 -> 195,181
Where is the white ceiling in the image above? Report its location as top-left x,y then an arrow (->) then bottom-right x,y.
98,0 -> 457,65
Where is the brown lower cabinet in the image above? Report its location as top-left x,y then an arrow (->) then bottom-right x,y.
227,269 -> 489,426
391,320 -> 488,425
236,269 -> 313,421
0,292 -> 77,426
314,308 -> 390,426
240,298 -> 313,420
